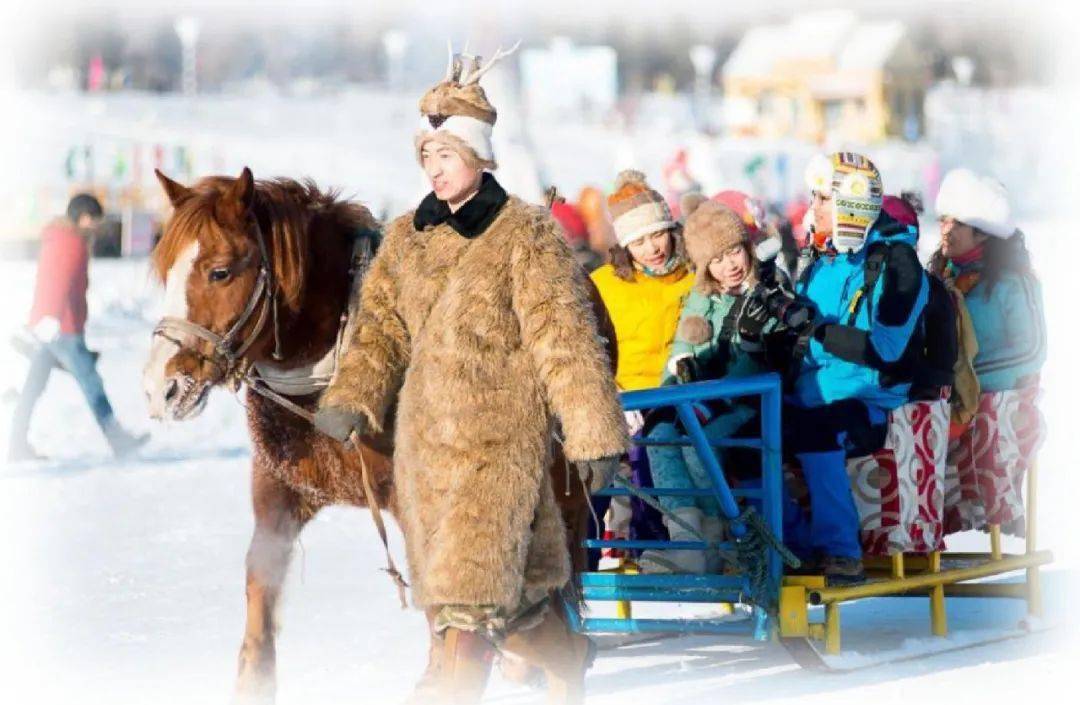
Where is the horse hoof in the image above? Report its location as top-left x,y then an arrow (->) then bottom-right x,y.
234,665 -> 276,705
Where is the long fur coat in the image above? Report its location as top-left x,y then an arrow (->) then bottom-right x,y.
321,195 -> 628,612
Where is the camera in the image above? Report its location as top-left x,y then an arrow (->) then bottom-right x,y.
750,237 -> 813,329
749,283 -> 812,328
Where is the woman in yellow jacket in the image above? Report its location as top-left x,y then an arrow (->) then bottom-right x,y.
589,170 -> 694,560
591,170 -> 694,392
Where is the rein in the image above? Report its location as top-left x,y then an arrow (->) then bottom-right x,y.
244,379 -> 409,609
152,221 -> 407,606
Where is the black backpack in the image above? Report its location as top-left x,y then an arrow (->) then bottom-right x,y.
850,242 -> 958,400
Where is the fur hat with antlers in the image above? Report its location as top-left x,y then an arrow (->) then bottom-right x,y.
415,41 -> 520,171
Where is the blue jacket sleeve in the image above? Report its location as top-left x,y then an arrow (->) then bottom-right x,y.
867,244 -> 928,362
815,244 -> 928,367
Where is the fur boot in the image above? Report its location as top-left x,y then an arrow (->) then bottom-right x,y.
702,515 -> 725,573
499,602 -> 593,705
434,628 -> 495,705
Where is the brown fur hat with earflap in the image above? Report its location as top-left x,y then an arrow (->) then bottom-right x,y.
681,196 -> 755,294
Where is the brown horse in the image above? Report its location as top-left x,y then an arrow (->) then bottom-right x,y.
141,167 -> 611,702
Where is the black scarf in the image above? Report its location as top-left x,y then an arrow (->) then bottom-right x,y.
413,172 -> 509,239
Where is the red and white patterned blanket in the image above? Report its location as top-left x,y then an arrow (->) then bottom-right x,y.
847,396 -> 951,555
787,386 -> 1044,555
786,395 -> 951,556
944,385 -> 1045,537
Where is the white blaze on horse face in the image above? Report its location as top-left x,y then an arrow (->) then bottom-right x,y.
143,241 -> 199,419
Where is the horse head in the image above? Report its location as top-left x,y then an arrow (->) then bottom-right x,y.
143,167 -> 292,421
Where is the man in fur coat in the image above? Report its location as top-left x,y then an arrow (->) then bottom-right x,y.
315,45 -> 628,704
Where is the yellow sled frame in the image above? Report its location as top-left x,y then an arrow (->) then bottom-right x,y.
778,462 -> 1052,654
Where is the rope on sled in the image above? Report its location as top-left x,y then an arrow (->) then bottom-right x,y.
732,506 -> 802,616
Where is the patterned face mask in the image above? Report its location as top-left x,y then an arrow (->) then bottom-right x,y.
829,152 -> 883,254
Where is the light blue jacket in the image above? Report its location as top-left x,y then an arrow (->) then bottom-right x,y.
793,213 -> 929,410
953,263 -> 1046,392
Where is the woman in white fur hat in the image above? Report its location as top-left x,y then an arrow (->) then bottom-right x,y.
928,168 -> 1046,394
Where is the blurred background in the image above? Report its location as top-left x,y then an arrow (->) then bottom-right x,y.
1,3 -> 1078,703
0,0 -> 1074,257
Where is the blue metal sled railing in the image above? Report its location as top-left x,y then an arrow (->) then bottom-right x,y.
566,373 -> 785,641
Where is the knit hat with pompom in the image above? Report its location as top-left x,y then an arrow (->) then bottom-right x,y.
607,170 -> 676,247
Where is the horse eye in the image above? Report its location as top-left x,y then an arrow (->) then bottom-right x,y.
208,267 -> 231,283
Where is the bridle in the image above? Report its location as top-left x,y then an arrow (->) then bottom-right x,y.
152,215 -> 284,386
150,215 -> 405,606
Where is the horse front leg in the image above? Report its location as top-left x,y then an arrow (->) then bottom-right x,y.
235,472 -> 308,704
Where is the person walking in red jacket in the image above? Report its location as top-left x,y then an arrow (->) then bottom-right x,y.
8,194 -> 148,461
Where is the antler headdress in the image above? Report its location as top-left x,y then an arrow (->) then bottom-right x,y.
415,40 -> 521,170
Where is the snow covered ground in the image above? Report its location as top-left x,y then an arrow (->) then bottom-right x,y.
1,219 -> 1076,704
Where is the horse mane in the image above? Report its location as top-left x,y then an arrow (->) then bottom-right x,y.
251,178 -> 376,310
151,175 -> 377,311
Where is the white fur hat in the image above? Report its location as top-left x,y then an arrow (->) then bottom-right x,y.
804,154 -> 833,194
935,168 -> 1016,239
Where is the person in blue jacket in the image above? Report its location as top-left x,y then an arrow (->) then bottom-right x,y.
785,152 -> 930,585
929,168 -> 1045,393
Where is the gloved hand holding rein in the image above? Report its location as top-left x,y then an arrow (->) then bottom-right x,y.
313,405 -> 368,444
578,455 -> 621,493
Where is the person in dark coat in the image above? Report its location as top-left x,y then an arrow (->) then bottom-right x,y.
8,194 -> 148,461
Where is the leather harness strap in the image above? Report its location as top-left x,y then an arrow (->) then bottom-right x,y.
153,223 -> 407,606
153,218 -> 280,384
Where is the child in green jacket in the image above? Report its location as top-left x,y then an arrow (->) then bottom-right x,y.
639,198 -> 779,574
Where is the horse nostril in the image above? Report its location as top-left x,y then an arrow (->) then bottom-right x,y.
164,379 -> 180,402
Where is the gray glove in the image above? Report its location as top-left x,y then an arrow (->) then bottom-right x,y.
578,456 -> 621,494
313,406 -> 368,444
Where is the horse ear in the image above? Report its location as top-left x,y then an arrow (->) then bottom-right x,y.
155,169 -> 191,206
231,167 -> 256,212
